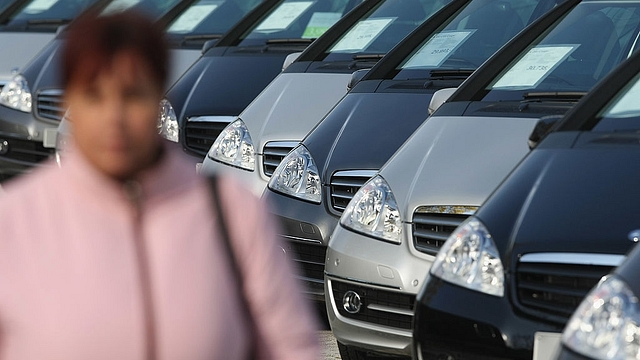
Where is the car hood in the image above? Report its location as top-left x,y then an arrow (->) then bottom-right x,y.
311,91 -> 435,180
0,32 -> 56,83
487,133 -> 640,258
167,48 -> 201,87
380,115 -> 538,222
175,50 -> 292,119
238,72 -> 351,151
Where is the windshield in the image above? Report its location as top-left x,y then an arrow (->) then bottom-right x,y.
102,0 -> 183,19
323,0 -> 451,61
4,0 -> 101,25
166,0 -> 262,37
0,0 -> 15,13
239,0 -> 359,46
484,1 -> 640,101
593,71 -> 640,132
393,0 -> 552,80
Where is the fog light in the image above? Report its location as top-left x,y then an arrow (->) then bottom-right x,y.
343,290 -> 362,314
0,140 -> 8,155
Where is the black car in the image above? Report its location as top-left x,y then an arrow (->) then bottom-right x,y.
263,0 -> 563,299
0,0 -> 266,180
413,42 -> 640,360
158,0 -> 362,162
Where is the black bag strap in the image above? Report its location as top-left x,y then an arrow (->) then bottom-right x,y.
208,176 -> 258,359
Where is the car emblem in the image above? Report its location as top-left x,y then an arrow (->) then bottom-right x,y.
628,230 -> 640,243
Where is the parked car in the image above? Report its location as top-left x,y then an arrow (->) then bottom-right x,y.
158,0 -> 362,164
264,0 -> 559,305
0,0 -> 265,180
414,44 -> 640,360
199,0 -> 453,195
320,0 -> 640,358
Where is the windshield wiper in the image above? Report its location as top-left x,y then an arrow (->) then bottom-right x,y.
521,91 -> 587,102
265,38 -> 314,45
352,54 -> 385,61
180,34 -> 222,45
427,69 -> 475,79
26,18 -> 71,27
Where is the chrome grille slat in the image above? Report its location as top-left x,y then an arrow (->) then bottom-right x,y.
412,211 -> 470,256
262,141 -> 296,177
329,170 -> 376,213
184,119 -> 230,155
515,258 -> 614,323
36,89 -> 65,122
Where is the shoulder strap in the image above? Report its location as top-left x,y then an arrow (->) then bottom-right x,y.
208,176 -> 258,359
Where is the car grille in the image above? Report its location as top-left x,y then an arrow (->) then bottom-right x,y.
184,117 -> 232,156
330,279 -> 414,330
329,170 -> 377,212
36,89 -> 65,122
284,240 -> 326,288
412,206 -> 477,256
515,254 -> 619,323
0,137 -> 53,164
262,142 -> 296,177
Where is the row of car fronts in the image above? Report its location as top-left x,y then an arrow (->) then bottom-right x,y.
0,0 -> 639,359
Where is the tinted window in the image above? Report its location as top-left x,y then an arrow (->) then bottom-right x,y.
593,72 -> 640,132
393,0 -> 548,80
323,0 -> 450,60
166,0 -> 262,36
484,1 -> 640,101
102,0 -> 183,19
240,0 -> 359,45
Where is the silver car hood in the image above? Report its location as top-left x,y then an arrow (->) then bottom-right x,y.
238,72 -> 351,150
0,32 -> 56,82
380,115 -> 540,222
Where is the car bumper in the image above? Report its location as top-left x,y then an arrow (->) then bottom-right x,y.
200,153 -> 269,198
0,105 -> 56,180
324,223 -> 435,358
413,274 -> 564,360
555,346 -> 593,360
262,186 -> 339,301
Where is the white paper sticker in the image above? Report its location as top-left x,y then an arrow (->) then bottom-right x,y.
102,0 -> 142,14
330,17 -> 395,52
605,76 -> 640,117
492,45 -> 578,88
24,0 -> 59,13
255,1 -> 314,32
168,4 -> 219,33
403,30 -> 475,68
302,12 -> 341,38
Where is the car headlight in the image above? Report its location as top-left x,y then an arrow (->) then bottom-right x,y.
267,145 -> 320,203
208,118 -> 255,171
0,74 -> 32,113
158,99 -> 178,142
340,175 -> 402,244
562,276 -> 640,360
430,217 -> 504,297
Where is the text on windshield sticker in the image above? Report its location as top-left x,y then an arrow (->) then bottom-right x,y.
168,3 -> 220,33
330,17 -> 395,52
492,45 -> 578,88
302,12 -> 341,38
403,30 -> 476,68
255,1 -> 314,32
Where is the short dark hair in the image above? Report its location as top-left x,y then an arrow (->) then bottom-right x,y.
62,10 -> 168,90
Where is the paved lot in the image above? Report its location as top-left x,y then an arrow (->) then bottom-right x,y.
320,330 -> 341,360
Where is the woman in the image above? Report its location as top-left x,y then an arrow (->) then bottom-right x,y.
0,10 -> 319,360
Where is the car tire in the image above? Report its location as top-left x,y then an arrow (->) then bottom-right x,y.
337,341 -> 409,360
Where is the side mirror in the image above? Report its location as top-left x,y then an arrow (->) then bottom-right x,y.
201,39 -> 219,55
347,69 -> 370,92
528,115 -> 564,149
282,52 -> 302,71
428,88 -> 457,115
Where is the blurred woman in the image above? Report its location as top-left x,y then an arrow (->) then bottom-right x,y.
0,10 -> 319,360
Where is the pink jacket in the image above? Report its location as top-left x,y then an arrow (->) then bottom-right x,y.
0,144 -> 319,360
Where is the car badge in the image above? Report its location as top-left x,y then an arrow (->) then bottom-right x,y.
628,230 -> 640,243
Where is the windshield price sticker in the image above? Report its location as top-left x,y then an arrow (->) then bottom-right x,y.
403,30 -> 475,68
492,45 -> 578,88
255,1 -> 314,32
302,12 -> 341,38
102,0 -> 142,14
604,76 -> 640,117
168,3 -> 220,33
330,17 -> 395,52
24,0 -> 59,13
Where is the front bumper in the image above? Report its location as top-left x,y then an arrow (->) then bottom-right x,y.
413,274 -> 564,360
263,186 -> 339,301
0,105 -> 56,180
325,223 -> 435,358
